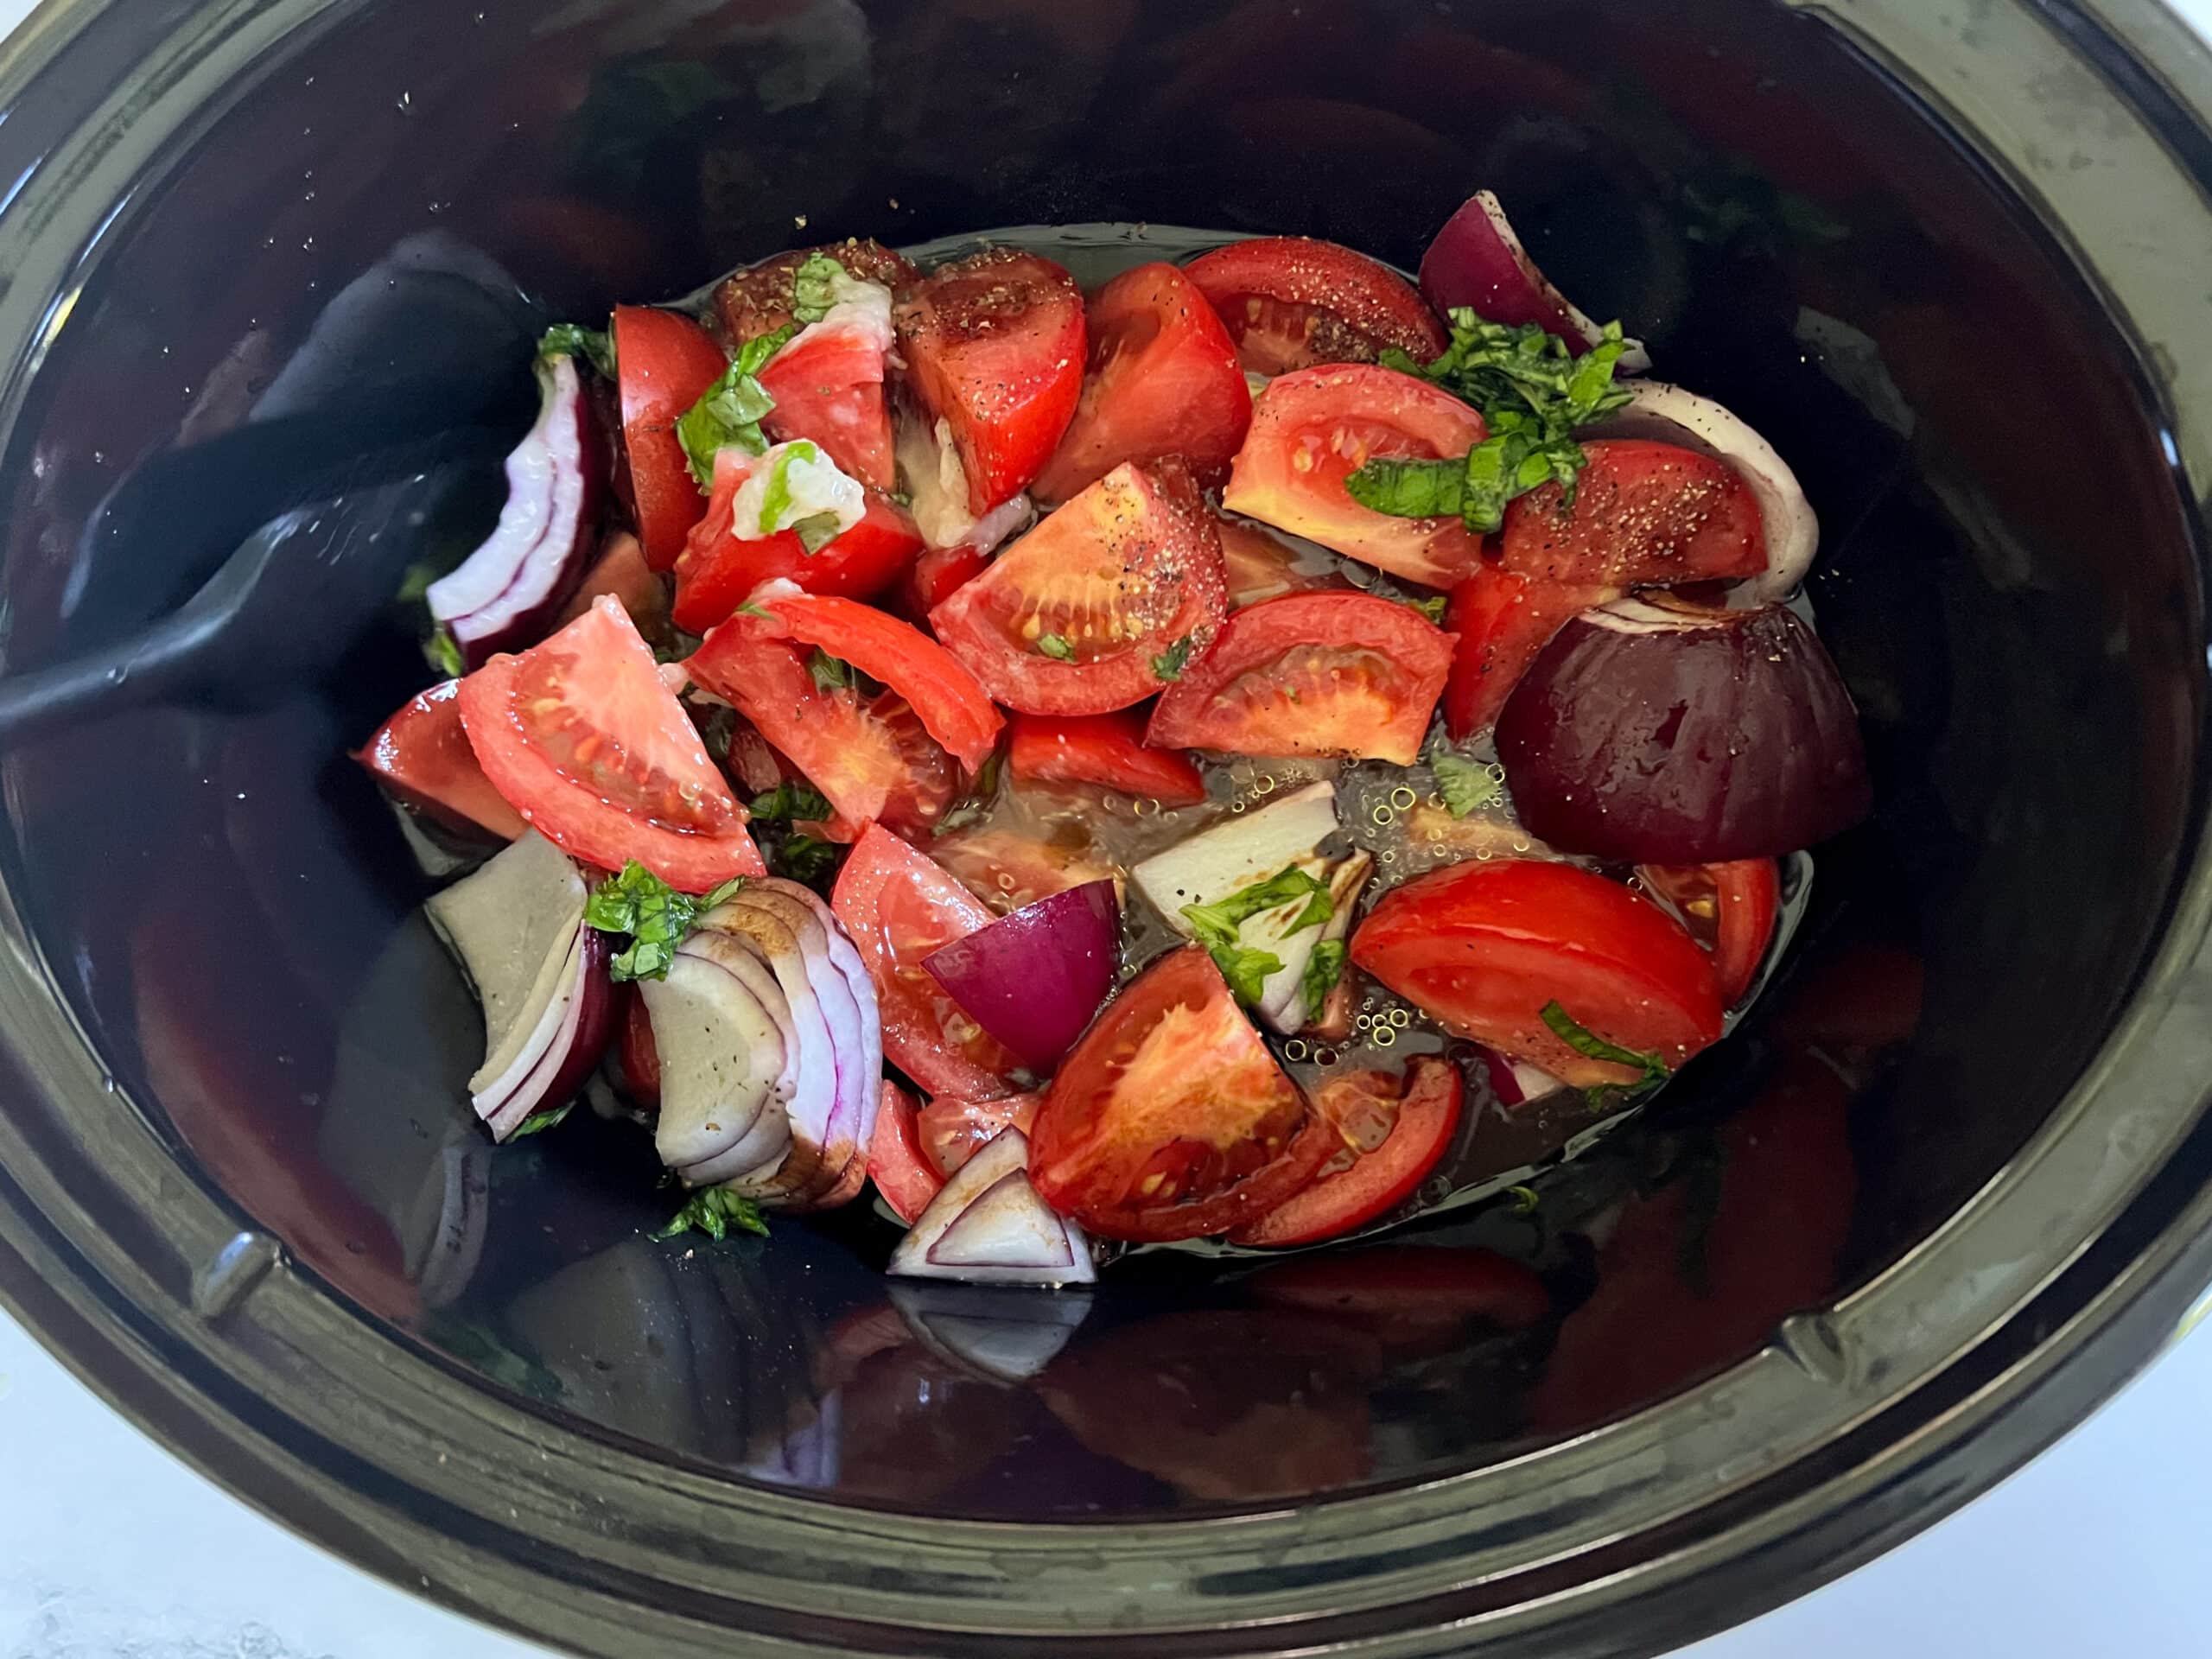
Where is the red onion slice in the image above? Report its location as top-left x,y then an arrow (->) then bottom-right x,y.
1484,1049 -> 1567,1109
1420,191 -> 1651,372
728,887 -> 869,1203
922,880 -> 1119,1071
480,928 -> 616,1141
640,947 -> 786,1174
665,930 -> 798,1186
760,878 -> 884,1157
428,353 -> 605,666
889,1129 -> 1096,1287
1588,380 -> 1817,602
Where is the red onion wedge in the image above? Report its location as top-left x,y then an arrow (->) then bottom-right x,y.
1588,380 -> 1817,602
424,831 -> 616,1141
1421,191 -> 1652,372
922,880 -> 1119,1071
889,1281 -> 1093,1383
889,1129 -> 1095,1287
428,353 -> 605,669
639,944 -> 786,1176
1496,595 -> 1872,863
1483,1048 -> 1567,1109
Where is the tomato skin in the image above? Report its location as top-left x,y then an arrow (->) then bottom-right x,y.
931,460 -> 1229,716
1030,946 -> 1333,1243
458,598 -> 762,890
757,327 -> 896,491
1146,590 -> 1452,766
674,466 -> 923,632
1441,564 -> 1618,740
1031,262 -> 1251,505
1224,365 -> 1489,589
901,541 -> 990,620
353,680 -> 526,841
685,622 -> 957,838
1184,237 -> 1447,374
1351,859 -> 1725,1087
918,1091 -> 1043,1178
894,249 -> 1086,513
1501,440 -> 1767,588
1007,710 -> 1207,805
1638,859 -> 1781,1006
748,588 -> 1002,774
613,307 -> 731,572
868,1081 -> 944,1224
1230,1059 -> 1464,1247
830,824 -> 1022,1100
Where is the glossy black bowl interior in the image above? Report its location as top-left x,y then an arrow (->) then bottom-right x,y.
0,0 -> 2199,1534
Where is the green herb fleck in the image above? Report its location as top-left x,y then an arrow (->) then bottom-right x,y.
509,1099 -> 575,1139
756,439 -> 818,535
396,560 -> 441,606
1540,1000 -> 1671,1111
792,512 -> 843,555
538,322 -> 615,379
1355,310 -> 1634,534
1036,632 -> 1076,661
807,648 -> 855,694
772,833 -> 842,886
750,779 -> 835,823
1182,868 -> 1336,1007
1151,635 -> 1193,682
734,601 -> 773,620
791,252 -> 849,326
676,323 -> 798,486
1406,594 -> 1449,624
1301,938 -> 1348,1015
1505,1183 -> 1541,1215
585,861 -> 747,982
1431,748 -> 1503,818
426,625 -> 467,680
652,1185 -> 769,1243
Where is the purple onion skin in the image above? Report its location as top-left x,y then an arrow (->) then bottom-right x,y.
1496,606 -> 1872,863
456,366 -> 608,671
530,928 -> 620,1128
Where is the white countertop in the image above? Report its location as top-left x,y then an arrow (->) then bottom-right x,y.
4,1 -> 2212,1655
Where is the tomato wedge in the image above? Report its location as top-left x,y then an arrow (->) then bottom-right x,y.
757,321 -> 896,492
353,680 -> 526,841
868,1080 -> 943,1224
894,248 -> 1085,513
1183,237 -> 1448,374
900,540 -> 990,620
712,238 -> 917,340
1500,440 -> 1767,588
747,584 -> 1002,773
685,622 -> 957,838
1351,859 -> 1725,1088
934,826 -> 1124,915
1147,591 -> 1452,766
1230,1059 -> 1464,1248
1441,565 -> 1619,740
672,450 -> 923,631
613,306 -> 730,571
1029,945 -> 1334,1243
918,1091 -> 1042,1178
458,597 -> 762,889
1031,262 -> 1251,505
1637,859 -> 1782,1006
830,824 -> 1022,1100
1007,710 -> 1208,805
931,460 -> 1229,716
1224,365 -> 1488,589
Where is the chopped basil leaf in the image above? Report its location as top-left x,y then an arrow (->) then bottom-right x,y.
889,488 -> 915,509
1406,594 -> 1449,624
772,832 -> 842,886
676,323 -> 798,486
1036,632 -> 1076,661
1301,938 -> 1348,1015
1431,748 -> 1503,817
1541,1000 -> 1670,1111
396,559 -> 441,605
509,1099 -> 575,1139
585,861 -> 747,982
425,625 -> 466,680
1357,311 -> 1633,533
652,1186 -> 769,1243
1182,867 -> 1335,1005
792,512 -> 843,555
791,252 -> 848,326
1505,1184 -> 1541,1215
734,601 -> 773,620
756,439 -> 819,535
750,779 -> 835,823
1151,634 -> 1193,682
538,322 -> 615,379
807,648 -> 855,694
